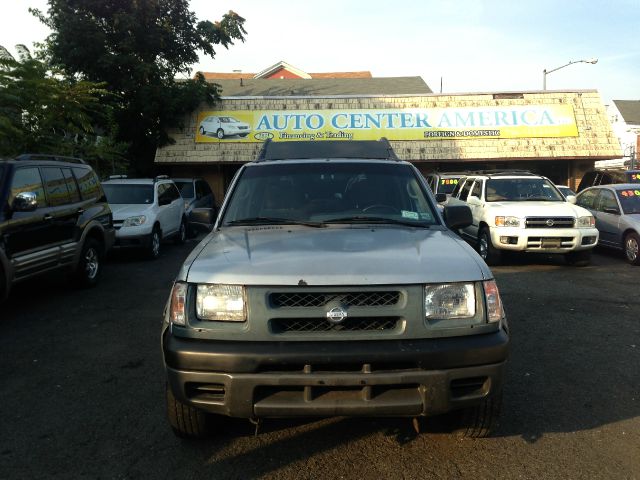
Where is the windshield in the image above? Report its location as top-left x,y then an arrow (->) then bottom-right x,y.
617,189 -> 640,214
221,162 -> 438,227
174,181 -> 195,199
486,178 -> 564,202
625,171 -> 640,183
103,184 -> 154,204
438,177 -> 461,194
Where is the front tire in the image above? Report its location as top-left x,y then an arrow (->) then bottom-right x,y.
0,263 -> 8,302
199,126 -> 206,135
216,128 -> 225,139
565,249 -> 591,267
624,232 -> 640,265
74,237 -> 103,287
452,389 -> 502,438
166,385 -> 209,438
147,226 -> 161,259
174,218 -> 187,245
478,227 -> 502,266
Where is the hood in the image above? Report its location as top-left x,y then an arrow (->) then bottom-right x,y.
489,201 -> 589,217
110,204 -> 153,220
184,225 -> 490,286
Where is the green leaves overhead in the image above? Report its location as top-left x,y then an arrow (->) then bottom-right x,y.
31,1 -> 247,175
0,48 -> 126,173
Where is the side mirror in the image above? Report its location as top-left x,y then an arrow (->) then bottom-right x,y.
189,207 -> 215,232
435,193 -> 447,204
12,192 -> 38,212
443,204 -> 473,230
566,195 -> 577,204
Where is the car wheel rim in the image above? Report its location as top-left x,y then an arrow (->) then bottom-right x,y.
153,233 -> 160,256
626,237 -> 639,261
217,129 -> 224,139
85,248 -> 99,279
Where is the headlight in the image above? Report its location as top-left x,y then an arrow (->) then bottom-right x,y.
425,283 -> 476,319
196,284 -> 246,322
169,282 -> 187,326
576,216 -> 595,228
495,216 -> 520,227
483,280 -> 504,323
122,215 -> 146,227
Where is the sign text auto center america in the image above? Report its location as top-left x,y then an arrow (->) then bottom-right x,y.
195,105 -> 578,143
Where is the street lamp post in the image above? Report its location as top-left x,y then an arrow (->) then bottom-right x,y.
542,58 -> 598,90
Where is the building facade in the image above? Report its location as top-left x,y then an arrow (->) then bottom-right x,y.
156,64 -> 621,203
604,100 -> 639,169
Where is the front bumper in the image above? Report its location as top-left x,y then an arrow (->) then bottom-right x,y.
163,328 -> 509,419
489,226 -> 598,253
113,224 -> 154,248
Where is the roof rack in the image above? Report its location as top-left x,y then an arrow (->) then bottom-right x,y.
15,153 -> 86,164
154,175 -> 170,182
107,175 -> 128,180
465,169 -> 536,177
256,138 -> 400,162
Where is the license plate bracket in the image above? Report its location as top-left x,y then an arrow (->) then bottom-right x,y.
541,238 -> 561,248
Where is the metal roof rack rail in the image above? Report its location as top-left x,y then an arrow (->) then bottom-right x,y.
466,169 -> 536,176
256,138 -> 400,162
107,174 -> 128,180
15,153 -> 86,164
154,175 -> 170,182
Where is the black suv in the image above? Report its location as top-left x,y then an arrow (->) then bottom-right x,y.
0,154 -> 115,301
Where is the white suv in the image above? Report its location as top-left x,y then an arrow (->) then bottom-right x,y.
102,176 -> 187,259
449,171 -> 598,266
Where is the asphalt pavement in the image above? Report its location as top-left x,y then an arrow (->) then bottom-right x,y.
1,239 -> 638,479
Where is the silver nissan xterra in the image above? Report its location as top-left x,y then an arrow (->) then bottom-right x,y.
162,139 -> 509,439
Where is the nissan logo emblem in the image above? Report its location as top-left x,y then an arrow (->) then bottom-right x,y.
546,219 -> 554,226
326,306 -> 348,324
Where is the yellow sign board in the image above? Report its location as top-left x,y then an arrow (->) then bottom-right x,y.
195,106 -> 578,143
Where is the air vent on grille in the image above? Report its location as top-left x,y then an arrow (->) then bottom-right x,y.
270,291 -> 400,308
271,317 -> 399,333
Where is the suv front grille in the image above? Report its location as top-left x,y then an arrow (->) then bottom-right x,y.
525,217 -> 574,228
270,291 -> 400,308
270,317 -> 400,333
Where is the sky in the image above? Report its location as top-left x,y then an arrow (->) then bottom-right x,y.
1,0 -> 639,104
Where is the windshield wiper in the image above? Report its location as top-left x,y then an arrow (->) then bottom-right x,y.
225,217 -> 326,228
522,197 -> 558,201
324,216 -> 429,228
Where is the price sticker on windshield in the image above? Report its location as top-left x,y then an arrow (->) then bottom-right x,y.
620,190 -> 640,197
440,179 -> 458,185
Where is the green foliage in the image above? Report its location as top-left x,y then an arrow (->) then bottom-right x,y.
0,50 -> 128,176
32,1 -> 246,175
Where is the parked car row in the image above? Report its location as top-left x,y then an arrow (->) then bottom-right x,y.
442,170 -> 598,266
0,154 -> 218,301
427,168 -> 640,266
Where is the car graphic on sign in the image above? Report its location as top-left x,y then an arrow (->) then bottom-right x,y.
199,116 -> 251,139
